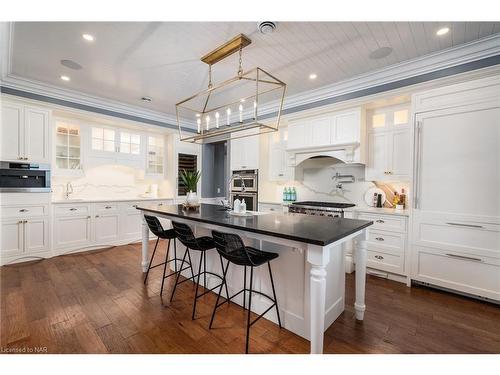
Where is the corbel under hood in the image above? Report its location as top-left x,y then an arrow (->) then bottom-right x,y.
287,141 -> 363,167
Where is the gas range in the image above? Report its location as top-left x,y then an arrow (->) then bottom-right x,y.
288,201 -> 355,218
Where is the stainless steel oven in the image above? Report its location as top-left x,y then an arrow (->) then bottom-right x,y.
231,169 -> 258,192
0,161 -> 51,192
230,192 -> 258,211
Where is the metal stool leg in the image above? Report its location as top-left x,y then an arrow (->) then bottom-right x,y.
143,237 -> 160,284
173,239 -> 178,273
203,249 -> 207,289
192,251 -> 204,320
219,255 -> 230,301
268,261 -> 282,328
243,265 -> 247,309
209,259 -> 230,329
245,266 -> 254,354
186,247 -> 196,281
160,239 -> 171,296
170,247 -> 188,302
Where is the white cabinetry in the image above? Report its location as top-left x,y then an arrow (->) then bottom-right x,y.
1,100 -> 50,163
0,193 -> 51,265
411,75 -> 500,301
268,128 -> 292,181
365,104 -> 410,181
287,108 -> 362,151
356,211 -> 408,275
230,129 -> 260,170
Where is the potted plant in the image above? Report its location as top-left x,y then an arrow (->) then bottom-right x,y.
180,169 -> 201,205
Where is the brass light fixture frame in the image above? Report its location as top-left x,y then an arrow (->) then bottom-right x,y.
176,34 -> 287,144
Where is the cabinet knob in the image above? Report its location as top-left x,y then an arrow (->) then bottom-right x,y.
375,237 -> 385,241
95,215 -> 100,218
105,206 -> 112,209
374,255 -> 384,260
69,208 -> 77,211
132,205 -> 138,208
375,219 -> 385,223
278,173 -> 284,176
18,220 -> 23,224
87,216 -> 91,219
19,209 -> 28,212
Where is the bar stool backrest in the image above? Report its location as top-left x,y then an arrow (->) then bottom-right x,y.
212,230 -> 253,265
144,215 -> 165,237
172,221 -> 198,248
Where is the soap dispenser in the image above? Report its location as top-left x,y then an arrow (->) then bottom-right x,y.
233,196 -> 241,213
240,198 -> 246,213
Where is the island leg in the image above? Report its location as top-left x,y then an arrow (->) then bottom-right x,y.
307,244 -> 330,354
354,230 -> 368,320
141,214 -> 150,273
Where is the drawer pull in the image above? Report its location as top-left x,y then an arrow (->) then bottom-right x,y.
375,237 -> 384,241
269,208 -> 275,211
375,219 -> 385,223
105,206 -> 112,209
20,175 -> 29,179
19,209 -> 29,212
87,216 -> 91,219
132,205 -> 138,208
446,222 -> 483,229
69,208 -> 77,211
95,215 -> 100,218
374,255 -> 384,260
445,253 -> 482,262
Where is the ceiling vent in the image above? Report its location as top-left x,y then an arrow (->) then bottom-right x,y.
258,21 -> 277,34
60,59 -> 83,70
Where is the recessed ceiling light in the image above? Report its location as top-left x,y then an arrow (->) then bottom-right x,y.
436,27 -> 450,36
141,96 -> 152,103
60,75 -> 70,81
309,73 -> 317,80
82,33 -> 94,42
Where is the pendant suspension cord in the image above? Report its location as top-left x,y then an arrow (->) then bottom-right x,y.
208,64 -> 213,89
237,47 -> 243,78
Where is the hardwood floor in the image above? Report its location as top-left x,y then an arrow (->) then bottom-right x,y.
1,241 -> 499,354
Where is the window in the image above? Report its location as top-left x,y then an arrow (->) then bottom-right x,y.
92,127 -> 115,152
56,122 -> 81,170
120,132 -> 141,154
177,153 -> 197,196
394,109 -> 409,125
371,113 -> 386,128
147,136 -> 164,174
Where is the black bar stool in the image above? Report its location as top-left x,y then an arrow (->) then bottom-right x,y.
210,230 -> 282,354
170,221 -> 230,320
143,215 -> 194,297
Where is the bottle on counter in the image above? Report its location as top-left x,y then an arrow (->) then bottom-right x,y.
240,198 -> 246,213
291,187 -> 297,202
392,191 -> 399,207
283,187 -> 288,202
233,196 -> 241,213
399,188 -> 406,209
372,192 -> 378,207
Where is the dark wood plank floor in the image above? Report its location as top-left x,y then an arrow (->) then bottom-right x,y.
1,241 -> 499,354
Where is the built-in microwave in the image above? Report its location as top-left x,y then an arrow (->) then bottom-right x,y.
231,169 -> 258,192
0,161 -> 51,192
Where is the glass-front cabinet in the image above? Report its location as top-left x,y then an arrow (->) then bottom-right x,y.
146,135 -> 164,175
55,121 -> 82,173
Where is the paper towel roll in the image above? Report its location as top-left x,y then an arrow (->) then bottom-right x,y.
150,184 -> 158,198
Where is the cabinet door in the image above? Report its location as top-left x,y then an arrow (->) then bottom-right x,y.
389,129 -> 410,178
24,218 -> 50,254
242,135 -> 259,169
230,137 -> 244,170
366,132 -> 389,181
94,214 -> 120,243
1,219 -> 24,257
1,102 -> 24,161
24,106 -> 50,163
120,211 -> 143,241
287,122 -> 312,150
311,117 -> 331,147
54,216 -> 92,249
332,110 -> 360,144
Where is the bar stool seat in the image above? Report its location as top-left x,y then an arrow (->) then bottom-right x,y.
209,230 -> 282,354
143,215 -> 194,298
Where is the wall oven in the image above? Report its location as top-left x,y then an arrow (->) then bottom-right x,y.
230,192 -> 258,211
0,161 -> 51,192
231,169 -> 258,192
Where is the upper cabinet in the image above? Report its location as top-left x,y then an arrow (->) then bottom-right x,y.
230,129 -> 260,171
287,107 -> 363,151
365,104 -> 411,181
1,100 -> 50,163
268,127 -> 292,181
146,135 -> 165,176
54,120 -> 83,175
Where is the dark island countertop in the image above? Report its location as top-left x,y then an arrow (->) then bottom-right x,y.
136,204 -> 372,247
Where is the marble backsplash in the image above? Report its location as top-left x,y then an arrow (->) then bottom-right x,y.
52,165 -> 172,201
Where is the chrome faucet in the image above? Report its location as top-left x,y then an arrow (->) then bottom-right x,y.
65,181 -> 73,199
226,174 -> 246,209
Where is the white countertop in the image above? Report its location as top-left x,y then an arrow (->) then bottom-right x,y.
52,196 -> 173,204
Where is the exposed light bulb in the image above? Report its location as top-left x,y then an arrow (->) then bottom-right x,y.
226,108 -> 231,126
215,112 -> 220,128
197,118 -> 201,133
239,104 -> 243,123
205,115 -> 210,131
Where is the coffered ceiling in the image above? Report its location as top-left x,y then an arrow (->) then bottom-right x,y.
5,22 -> 500,115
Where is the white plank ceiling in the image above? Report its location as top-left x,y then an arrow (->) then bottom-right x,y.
8,22 -> 500,114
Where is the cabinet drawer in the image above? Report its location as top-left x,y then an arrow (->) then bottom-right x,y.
415,247 -> 500,301
54,204 -> 91,217
123,201 -> 142,211
95,202 -> 119,213
367,250 -> 403,274
358,213 -> 406,232
1,204 -> 48,218
367,229 -> 405,254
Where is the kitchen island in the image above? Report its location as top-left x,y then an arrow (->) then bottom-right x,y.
136,203 -> 372,354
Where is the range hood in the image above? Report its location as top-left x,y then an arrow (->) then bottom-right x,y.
287,142 -> 363,167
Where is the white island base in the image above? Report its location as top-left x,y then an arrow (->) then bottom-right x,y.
141,214 -> 368,354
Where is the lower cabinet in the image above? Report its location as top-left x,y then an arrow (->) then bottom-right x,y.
1,219 -> 24,257
1,217 -> 50,260
53,215 -> 92,249
94,214 -> 120,243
